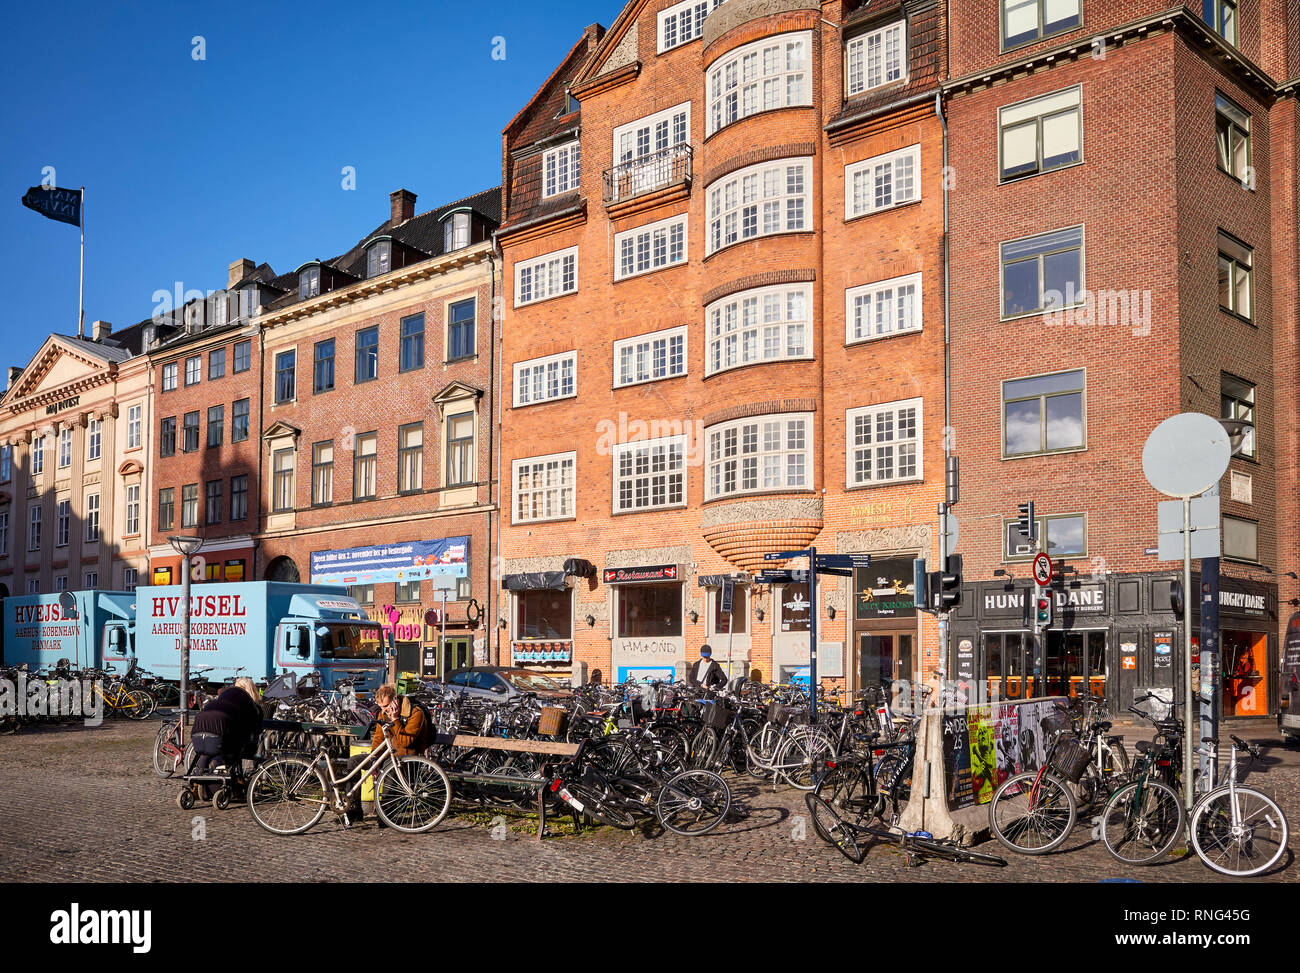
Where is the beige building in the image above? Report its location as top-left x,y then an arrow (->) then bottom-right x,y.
0,321 -> 155,599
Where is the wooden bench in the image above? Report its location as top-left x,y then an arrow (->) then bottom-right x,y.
443,735 -> 582,839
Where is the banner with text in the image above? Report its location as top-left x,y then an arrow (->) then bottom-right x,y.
310,537 -> 469,585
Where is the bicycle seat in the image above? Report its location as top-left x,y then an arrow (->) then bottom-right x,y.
1134,740 -> 1153,754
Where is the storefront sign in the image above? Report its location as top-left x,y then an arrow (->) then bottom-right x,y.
854,558 -> 917,619
45,395 -> 79,416
982,584 -> 1106,616
1218,586 -> 1266,617
603,564 -> 678,584
310,536 -> 469,585
1153,631 -> 1173,670
956,638 -> 975,681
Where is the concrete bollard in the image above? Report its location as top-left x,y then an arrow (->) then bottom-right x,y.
896,704 -> 964,843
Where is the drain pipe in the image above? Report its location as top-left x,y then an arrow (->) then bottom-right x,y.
936,90 -> 954,679
489,231 -> 503,669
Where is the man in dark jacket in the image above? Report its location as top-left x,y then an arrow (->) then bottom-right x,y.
687,645 -> 728,690
190,678 -> 263,794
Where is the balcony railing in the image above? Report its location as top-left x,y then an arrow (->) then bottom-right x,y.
603,143 -> 693,205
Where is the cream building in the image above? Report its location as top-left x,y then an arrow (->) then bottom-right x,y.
0,321 -> 155,600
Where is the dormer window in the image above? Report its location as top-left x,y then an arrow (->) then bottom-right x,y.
367,241 -> 392,278
299,265 -> 321,300
208,291 -> 227,328
184,301 -> 203,332
444,213 -> 471,252
239,285 -> 260,318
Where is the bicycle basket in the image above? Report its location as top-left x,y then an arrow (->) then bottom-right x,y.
704,702 -> 735,731
1040,708 -> 1072,736
776,705 -> 808,727
1050,737 -> 1091,782
537,706 -> 568,738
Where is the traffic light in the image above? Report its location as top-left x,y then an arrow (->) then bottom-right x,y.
1169,578 -> 1185,620
1035,593 -> 1053,629
938,554 -> 963,610
913,559 -> 931,614
1017,501 -> 1036,543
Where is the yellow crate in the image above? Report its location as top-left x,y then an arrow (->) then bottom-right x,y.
349,743 -> 375,802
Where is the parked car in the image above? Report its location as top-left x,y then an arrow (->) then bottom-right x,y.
442,666 -> 570,701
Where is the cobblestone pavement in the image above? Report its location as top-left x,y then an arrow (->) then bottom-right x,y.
1,720 -> 1296,883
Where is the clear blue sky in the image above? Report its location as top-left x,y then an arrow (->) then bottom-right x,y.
0,0 -> 613,360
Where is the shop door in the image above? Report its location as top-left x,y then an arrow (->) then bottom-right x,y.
984,632 -> 1032,700
1044,630 -> 1108,698
858,634 -> 914,692
441,636 -> 472,679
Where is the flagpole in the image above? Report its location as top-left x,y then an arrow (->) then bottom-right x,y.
78,187 -> 85,338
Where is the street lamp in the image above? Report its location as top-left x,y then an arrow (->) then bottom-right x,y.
168,535 -> 204,740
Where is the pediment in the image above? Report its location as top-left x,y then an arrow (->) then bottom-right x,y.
2,336 -> 115,413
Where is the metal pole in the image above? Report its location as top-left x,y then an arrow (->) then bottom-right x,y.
937,502 -> 949,682
78,187 -> 85,339
440,590 -> 447,675
1199,556 -> 1220,786
1182,496 -> 1195,810
179,552 -> 191,739
808,548 -> 818,722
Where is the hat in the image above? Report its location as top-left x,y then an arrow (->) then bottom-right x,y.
699,644 -> 713,657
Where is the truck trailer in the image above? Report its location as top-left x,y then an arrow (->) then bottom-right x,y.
2,590 -> 136,671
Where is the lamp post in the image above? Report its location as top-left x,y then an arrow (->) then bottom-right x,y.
168,535 -> 204,741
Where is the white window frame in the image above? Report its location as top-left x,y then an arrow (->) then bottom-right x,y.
846,144 -> 921,219
514,351 -> 577,408
657,0 -> 726,54
58,428 -> 72,469
125,484 -> 140,535
83,571 -> 97,590
28,506 -> 41,551
31,436 -> 44,475
998,85 -> 1083,183
611,103 -> 691,201
87,418 -> 101,461
184,355 -> 202,386
705,413 -> 814,501
612,435 -> 688,514
706,284 -> 812,377
707,31 -> 812,136
707,158 -> 812,256
543,141 -> 581,198
56,498 -> 69,547
161,362 -> 178,392
127,404 -> 142,449
512,451 -> 577,525
845,20 -> 907,97
515,246 -> 578,307
614,326 -> 688,388
614,214 -> 689,281
846,398 -> 923,488
85,493 -> 100,542
124,567 -> 138,591
846,273 -> 922,345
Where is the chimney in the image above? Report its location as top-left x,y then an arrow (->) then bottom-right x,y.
91,320 -> 112,342
7,366 -> 21,389
228,258 -> 255,289
390,189 -> 417,226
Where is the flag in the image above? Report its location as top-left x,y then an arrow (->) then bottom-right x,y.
21,186 -> 82,227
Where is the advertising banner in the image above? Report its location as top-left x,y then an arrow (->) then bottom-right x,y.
941,698 -> 1064,810
310,536 -> 469,585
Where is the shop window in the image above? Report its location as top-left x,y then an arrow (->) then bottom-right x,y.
516,589 -> 573,640
615,584 -> 683,639
1222,630 -> 1265,717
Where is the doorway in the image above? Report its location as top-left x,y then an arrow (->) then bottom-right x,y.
858,633 -> 914,693
441,635 -> 472,678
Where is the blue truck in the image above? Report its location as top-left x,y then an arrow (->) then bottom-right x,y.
127,582 -> 387,691
2,590 -> 136,671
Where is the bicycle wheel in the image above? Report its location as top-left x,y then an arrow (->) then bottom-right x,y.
563,782 -> 637,829
1190,786 -> 1288,877
745,724 -> 779,778
909,836 -> 1008,867
1100,778 -> 1185,865
776,730 -> 836,790
124,689 -> 156,720
246,756 -> 328,836
689,727 -> 719,770
153,722 -> 182,778
374,757 -> 452,833
989,771 -> 1077,855
812,761 -> 876,833
657,769 -> 731,836
804,792 -> 864,863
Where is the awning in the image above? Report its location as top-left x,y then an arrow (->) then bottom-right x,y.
697,572 -> 752,587
502,558 -> 597,591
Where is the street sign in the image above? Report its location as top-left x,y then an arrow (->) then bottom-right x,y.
1032,553 -> 1052,586
942,513 -> 959,553
756,569 -> 801,584
1157,495 -> 1220,560
1142,413 -> 1231,499
813,553 -> 872,569
721,579 -> 734,614
764,550 -> 811,561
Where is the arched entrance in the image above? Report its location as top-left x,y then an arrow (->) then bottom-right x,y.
264,556 -> 300,583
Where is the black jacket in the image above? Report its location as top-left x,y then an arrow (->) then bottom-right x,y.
192,686 -> 262,756
688,658 -> 727,690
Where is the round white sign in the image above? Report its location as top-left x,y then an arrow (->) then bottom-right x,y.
1142,413 -> 1231,499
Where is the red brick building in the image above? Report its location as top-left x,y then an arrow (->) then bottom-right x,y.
146,260 -> 286,586
254,188 -> 502,677
497,0 -> 951,692
943,0 -> 1298,717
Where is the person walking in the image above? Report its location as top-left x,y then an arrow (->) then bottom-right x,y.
687,645 -> 727,690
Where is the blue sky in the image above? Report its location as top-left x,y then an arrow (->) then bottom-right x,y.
0,0 -> 613,362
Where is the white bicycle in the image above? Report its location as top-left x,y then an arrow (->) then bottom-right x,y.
1189,735 -> 1288,877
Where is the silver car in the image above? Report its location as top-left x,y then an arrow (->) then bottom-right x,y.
441,666 -> 569,701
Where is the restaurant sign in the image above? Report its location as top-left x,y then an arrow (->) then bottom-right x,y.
602,564 -> 678,584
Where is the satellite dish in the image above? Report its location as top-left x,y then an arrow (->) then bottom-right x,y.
1142,413 -> 1231,499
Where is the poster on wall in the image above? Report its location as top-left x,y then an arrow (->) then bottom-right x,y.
941,698 -> 1060,809
854,559 -> 918,619
310,536 -> 469,585
943,712 -> 974,808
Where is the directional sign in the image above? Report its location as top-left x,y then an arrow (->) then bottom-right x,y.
814,554 -> 872,569
816,567 -> 854,577
1032,553 -> 1053,586
764,550 -> 811,561
756,569 -> 802,584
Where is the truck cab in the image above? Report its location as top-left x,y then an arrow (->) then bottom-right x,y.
273,594 -> 386,692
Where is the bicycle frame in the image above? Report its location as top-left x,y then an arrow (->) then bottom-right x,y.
284,725 -> 411,811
